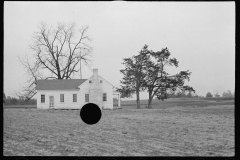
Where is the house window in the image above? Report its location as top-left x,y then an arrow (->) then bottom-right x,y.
100,80 -> 102,83
60,94 -> 64,102
103,93 -> 107,101
41,94 -> 45,103
73,94 -> 77,102
89,80 -> 92,83
85,94 -> 89,102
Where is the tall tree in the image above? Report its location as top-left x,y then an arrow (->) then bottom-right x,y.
206,92 -> 213,98
141,47 -> 195,108
222,90 -> 233,98
117,45 -> 150,108
18,22 -> 93,100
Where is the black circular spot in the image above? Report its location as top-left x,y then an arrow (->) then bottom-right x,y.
80,103 -> 102,125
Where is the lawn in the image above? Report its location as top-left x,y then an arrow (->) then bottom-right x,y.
4,99 -> 235,156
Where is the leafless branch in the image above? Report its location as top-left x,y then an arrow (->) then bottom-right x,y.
17,22 -> 93,99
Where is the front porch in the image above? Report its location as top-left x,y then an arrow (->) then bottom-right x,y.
113,91 -> 121,109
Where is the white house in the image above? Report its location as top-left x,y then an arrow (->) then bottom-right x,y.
36,69 -> 121,110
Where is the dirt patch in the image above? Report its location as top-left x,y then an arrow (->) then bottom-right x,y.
4,105 -> 234,156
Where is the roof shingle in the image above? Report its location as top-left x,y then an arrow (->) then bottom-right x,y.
36,79 -> 87,90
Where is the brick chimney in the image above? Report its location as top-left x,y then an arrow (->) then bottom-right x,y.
89,68 -> 102,109
92,69 -> 98,83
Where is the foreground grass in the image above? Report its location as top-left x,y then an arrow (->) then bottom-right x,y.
4,105 -> 234,156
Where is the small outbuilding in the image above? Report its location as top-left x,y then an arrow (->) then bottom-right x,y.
36,69 -> 121,110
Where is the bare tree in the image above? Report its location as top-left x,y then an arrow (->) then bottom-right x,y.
18,53 -> 41,100
18,22 -> 93,100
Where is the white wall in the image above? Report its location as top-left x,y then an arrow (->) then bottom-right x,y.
100,76 -> 114,109
37,75 -> 114,109
83,75 -> 114,109
37,90 -> 85,109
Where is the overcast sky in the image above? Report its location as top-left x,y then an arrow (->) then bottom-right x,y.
4,2 -> 235,100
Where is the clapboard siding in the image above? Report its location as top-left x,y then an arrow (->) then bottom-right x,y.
37,90 -> 81,109
37,75 -> 115,109
80,75 -> 114,109
101,77 -> 114,109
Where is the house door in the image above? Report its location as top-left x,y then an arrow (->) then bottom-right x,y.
49,96 -> 54,108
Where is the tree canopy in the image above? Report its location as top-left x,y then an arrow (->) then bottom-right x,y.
118,45 -> 195,108
206,92 -> 213,98
222,90 -> 233,98
117,45 -> 150,108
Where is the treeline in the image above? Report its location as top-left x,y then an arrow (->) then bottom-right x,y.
3,93 -> 36,105
159,90 -> 235,99
205,90 -> 234,98
167,91 -> 198,98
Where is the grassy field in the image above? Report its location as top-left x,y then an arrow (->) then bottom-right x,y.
3,104 -> 37,108
119,97 -> 234,109
4,99 -> 234,156
4,97 -> 234,109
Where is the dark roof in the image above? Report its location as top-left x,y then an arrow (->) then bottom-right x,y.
36,79 -> 87,90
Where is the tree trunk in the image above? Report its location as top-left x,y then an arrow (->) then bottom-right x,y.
148,97 -> 153,108
136,89 -> 140,109
148,91 -> 153,108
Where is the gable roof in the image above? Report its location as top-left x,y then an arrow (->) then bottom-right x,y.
98,75 -> 115,88
36,79 -> 87,90
77,75 -> 115,89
